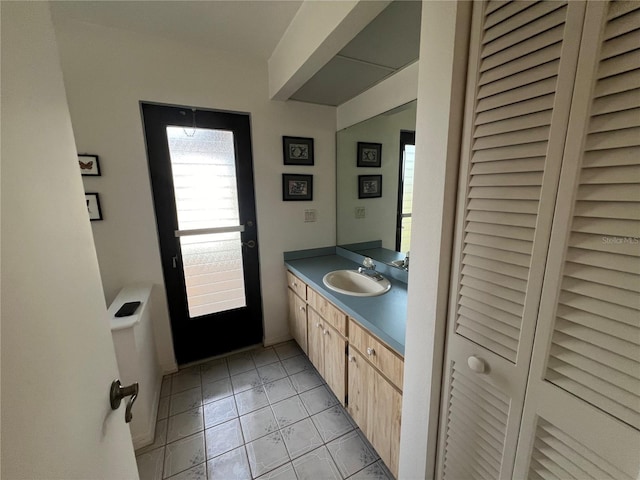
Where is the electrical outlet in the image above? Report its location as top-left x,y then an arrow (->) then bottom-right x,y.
355,206 -> 366,219
304,209 -> 317,222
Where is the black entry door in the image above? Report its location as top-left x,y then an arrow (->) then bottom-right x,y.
141,102 -> 263,364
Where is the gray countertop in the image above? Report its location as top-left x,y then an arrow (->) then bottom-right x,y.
284,254 -> 407,356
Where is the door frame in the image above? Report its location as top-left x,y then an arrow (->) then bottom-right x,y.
141,101 -> 263,364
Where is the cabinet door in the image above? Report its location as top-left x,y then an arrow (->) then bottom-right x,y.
323,323 -> 346,405
513,2 -> 640,477
437,2 -> 588,478
347,347 -> 370,437
287,289 -> 307,354
307,308 -> 324,376
349,346 -> 402,478
369,366 -> 402,478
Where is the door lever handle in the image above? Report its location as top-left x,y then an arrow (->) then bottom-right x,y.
110,379 -> 139,423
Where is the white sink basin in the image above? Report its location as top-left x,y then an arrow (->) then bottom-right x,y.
322,270 -> 391,297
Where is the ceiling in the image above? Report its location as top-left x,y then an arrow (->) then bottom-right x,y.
50,1 -> 303,61
290,0 -> 422,106
50,0 -> 421,107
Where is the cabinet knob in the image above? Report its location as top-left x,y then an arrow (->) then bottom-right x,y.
467,355 -> 486,374
292,282 -> 297,287
349,355 -> 356,363
300,306 -> 305,312
323,329 -> 328,336
316,322 -> 322,329
366,347 -> 375,356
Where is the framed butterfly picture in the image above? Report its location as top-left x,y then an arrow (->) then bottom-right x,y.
79,154 -> 100,176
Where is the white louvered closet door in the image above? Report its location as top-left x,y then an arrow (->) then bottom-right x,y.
436,2 -> 587,479
513,2 -> 640,478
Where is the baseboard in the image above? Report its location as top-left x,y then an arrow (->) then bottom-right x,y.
161,362 -> 179,375
264,334 -> 293,347
132,375 -> 162,451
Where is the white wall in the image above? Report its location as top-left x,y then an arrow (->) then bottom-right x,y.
1,3 -> 138,478
399,2 -> 471,478
336,102 -> 416,248
53,20 -> 337,370
336,61 -> 419,131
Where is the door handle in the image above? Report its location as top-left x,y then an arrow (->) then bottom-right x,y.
467,355 -> 486,374
242,240 -> 256,248
110,379 -> 139,423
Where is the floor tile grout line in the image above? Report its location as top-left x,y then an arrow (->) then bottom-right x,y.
143,343 -> 389,480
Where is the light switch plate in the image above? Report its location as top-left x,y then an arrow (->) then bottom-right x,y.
355,206 -> 366,219
304,209 -> 317,222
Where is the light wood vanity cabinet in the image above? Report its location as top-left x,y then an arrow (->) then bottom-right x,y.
286,269 -> 403,477
307,288 -> 347,336
348,320 -> 403,477
307,301 -> 347,405
286,271 -> 306,299
349,320 -> 403,390
287,271 -> 348,405
286,272 -> 307,354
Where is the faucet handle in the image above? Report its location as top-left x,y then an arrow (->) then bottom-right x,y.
362,257 -> 375,269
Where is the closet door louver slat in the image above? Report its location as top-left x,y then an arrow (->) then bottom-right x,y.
514,2 -> 640,477
527,419 -> 633,480
442,362 -> 509,480
455,0 -> 577,366
544,0 -> 640,429
438,1 -> 586,478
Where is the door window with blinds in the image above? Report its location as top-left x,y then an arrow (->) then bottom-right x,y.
166,127 -> 246,317
142,103 -> 263,364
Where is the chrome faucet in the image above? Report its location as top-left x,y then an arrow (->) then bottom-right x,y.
358,257 -> 384,281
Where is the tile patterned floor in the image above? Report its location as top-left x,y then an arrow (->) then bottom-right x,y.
136,341 -> 394,480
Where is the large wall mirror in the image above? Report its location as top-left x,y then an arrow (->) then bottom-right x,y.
336,100 -> 417,268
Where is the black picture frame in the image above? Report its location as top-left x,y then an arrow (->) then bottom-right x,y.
283,136 -> 314,165
85,193 -> 103,221
79,154 -> 101,176
357,142 -> 382,168
358,175 -> 382,199
283,174 -> 313,201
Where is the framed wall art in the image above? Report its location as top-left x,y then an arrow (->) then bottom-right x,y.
85,193 -> 103,221
283,136 -> 314,165
282,174 -> 313,201
79,154 -> 101,176
358,175 -> 382,199
357,142 -> 382,168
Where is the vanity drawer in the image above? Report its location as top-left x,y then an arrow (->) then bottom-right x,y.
349,319 -> 404,391
287,271 -> 307,300
307,289 -> 347,337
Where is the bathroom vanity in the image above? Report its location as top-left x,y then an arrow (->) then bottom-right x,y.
284,247 -> 407,477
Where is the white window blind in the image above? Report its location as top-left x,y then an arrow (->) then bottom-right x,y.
166,127 -> 246,317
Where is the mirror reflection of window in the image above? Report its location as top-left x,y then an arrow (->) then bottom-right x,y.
336,100 -> 417,268
397,132 -> 415,253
